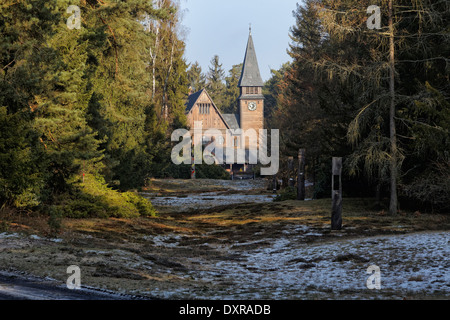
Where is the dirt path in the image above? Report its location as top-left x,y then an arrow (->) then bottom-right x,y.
0,271 -> 140,300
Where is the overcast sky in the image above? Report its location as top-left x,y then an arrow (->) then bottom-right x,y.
179,0 -> 302,82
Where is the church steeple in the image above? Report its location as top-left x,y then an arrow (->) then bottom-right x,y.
238,29 -> 264,88
238,28 -> 264,151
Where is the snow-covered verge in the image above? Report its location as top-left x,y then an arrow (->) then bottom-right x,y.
0,227 -> 448,299
138,230 -> 449,300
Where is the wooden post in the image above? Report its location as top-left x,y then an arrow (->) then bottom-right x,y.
297,149 -> 306,200
191,162 -> 195,179
272,175 -> 277,193
288,156 -> 295,187
331,157 -> 342,230
191,151 -> 195,179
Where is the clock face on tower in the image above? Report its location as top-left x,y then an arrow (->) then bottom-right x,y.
248,101 -> 257,111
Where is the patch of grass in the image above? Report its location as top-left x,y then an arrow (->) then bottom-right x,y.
144,179 -> 229,194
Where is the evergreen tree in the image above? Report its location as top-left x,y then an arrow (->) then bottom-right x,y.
222,63 -> 242,114
0,0 -> 187,213
187,61 -> 206,93
263,63 -> 291,126
206,55 -> 226,109
277,0 -> 449,209
0,0 -> 61,206
33,12 -> 103,195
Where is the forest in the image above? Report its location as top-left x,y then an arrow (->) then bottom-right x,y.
0,0 -> 448,228
266,0 -> 449,214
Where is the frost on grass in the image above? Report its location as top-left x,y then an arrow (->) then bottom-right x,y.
143,231 -> 449,299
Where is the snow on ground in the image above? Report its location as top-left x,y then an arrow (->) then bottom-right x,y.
143,230 -> 450,299
146,192 -> 276,212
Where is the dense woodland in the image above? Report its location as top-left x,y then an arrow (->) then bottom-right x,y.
0,0 -> 448,223
266,0 -> 449,213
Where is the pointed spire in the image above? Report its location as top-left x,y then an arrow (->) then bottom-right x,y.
238,29 -> 264,87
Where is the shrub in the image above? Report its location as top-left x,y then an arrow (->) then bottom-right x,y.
150,162 -> 231,180
274,186 -> 297,202
196,164 -> 231,180
47,206 -> 63,236
401,161 -> 450,213
47,173 -> 156,219
122,191 -> 156,217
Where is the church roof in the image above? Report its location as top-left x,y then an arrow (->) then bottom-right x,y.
185,89 -> 240,130
222,114 -> 240,130
185,89 -> 204,113
238,32 -> 264,87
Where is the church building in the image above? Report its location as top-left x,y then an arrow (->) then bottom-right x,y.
185,30 -> 264,170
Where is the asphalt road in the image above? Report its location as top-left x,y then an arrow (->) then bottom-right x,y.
0,272 -> 140,300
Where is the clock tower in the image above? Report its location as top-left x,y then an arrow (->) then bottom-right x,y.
238,28 -> 264,149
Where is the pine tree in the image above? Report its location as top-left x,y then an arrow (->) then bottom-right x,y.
0,0 -> 61,206
187,61 -> 206,93
206,55 -> 226,109
222,64 -> 242,114
32,11 -> 104,195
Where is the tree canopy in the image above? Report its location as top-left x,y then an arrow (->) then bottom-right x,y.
269,0 -> 449,212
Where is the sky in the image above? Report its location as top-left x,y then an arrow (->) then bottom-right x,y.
179,0 -> 302,82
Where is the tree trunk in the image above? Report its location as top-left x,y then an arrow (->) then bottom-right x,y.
388,0 -> 398,215
162,37 -> 175,120
312,158 -> 316,199
288,156 -> 295,187
150,25 -> 159,103
331,157 -> 342,230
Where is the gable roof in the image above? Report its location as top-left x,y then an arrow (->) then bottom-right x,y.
238,32 -> 264,87
185,89 -> 239,130
185,89 -> 204,113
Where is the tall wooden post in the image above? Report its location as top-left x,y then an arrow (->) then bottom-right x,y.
191,162 -> 195,179
191,150 -> 195,179
272,175 -> 277,193
288,156 -> 295,187
331,157 -> 342,230
297,149 -> 305,200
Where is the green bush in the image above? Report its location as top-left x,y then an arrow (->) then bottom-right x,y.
122,191 -> 156,217
150,162 -> 231,180
196,164 -> 231,180
274,186 -> 297,202
47,173 -> 156,219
